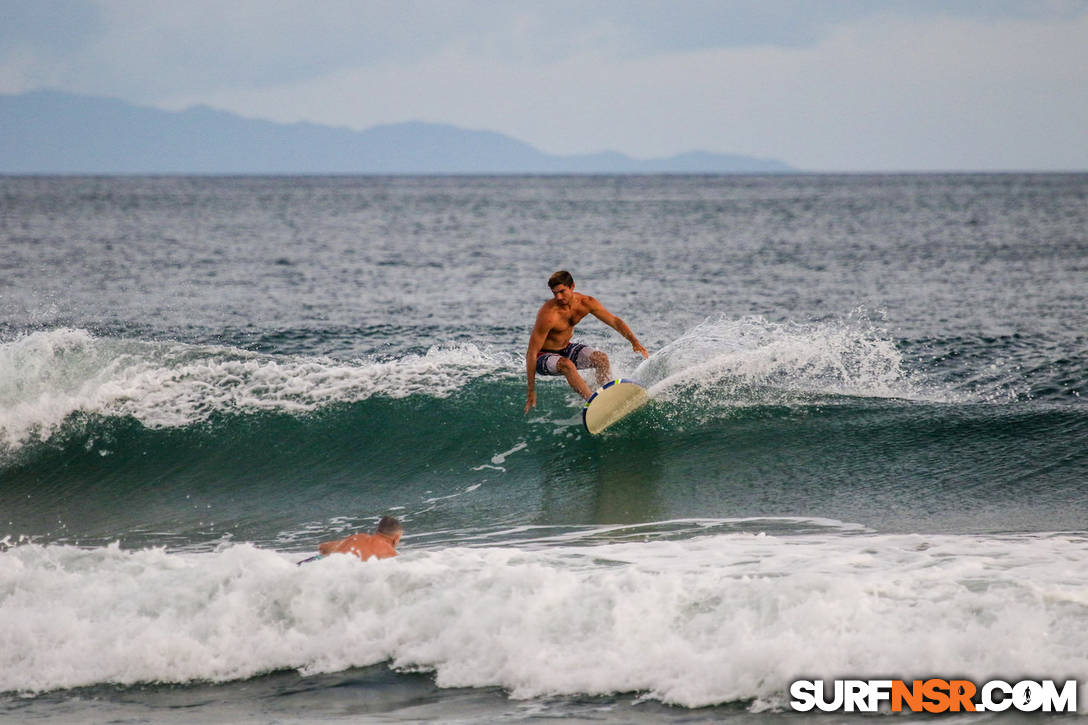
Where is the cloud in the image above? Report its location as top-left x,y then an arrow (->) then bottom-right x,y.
2,0 -> 1087,169
5,0 -> 1084,96
152,10 -> 1088,170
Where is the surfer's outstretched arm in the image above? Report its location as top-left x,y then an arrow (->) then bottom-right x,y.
587,299 -> 649,358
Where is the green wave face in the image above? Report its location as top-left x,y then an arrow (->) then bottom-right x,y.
5,368 -> 1085,551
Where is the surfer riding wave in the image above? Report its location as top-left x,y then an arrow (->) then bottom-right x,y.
525,270 -> 648,412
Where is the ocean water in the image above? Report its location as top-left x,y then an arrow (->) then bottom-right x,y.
1,174 -> 1086,722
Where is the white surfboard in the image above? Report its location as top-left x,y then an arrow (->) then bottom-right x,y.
582,379 -> 649,434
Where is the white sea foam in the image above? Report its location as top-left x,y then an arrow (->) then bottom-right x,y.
0,328 -> 515,450
2,527 -> 1085,710
635,314 -> 960,407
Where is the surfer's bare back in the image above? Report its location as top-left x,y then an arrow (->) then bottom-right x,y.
525,270 -> 648,413
298,516 -> 403,565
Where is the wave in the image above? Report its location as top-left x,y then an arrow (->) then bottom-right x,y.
0,328 -> 518,454
4,321 -> 1084,548
2,524 -> 1086,710
0,317 -> 961,510
1,315 -> 960,453
640,313 -> 944,404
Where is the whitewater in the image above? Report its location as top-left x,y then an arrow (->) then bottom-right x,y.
2,312 -> 961,455
5,525 -> 1087,710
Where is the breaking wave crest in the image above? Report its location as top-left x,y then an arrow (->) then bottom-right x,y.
0,328 -> 517,452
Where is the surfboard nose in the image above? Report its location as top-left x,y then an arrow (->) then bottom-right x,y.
582,379 -> 649,434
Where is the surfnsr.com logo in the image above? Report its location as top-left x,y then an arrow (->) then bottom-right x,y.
789,679 -> 1078,713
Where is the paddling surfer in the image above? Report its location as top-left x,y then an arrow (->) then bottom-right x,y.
525,270 -> 649,413
298,516 -> 403,564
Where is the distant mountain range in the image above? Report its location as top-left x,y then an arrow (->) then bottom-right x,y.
1,90 -> 793,174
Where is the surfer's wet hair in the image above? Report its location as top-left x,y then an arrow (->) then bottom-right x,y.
377,516 -> 403,535
548,270 -> 574,289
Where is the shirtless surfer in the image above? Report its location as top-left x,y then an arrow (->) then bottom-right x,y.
297,516 -> 403,564
525,270 -> 649,413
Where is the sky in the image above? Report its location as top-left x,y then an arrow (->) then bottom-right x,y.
3,0 -> 1088,171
